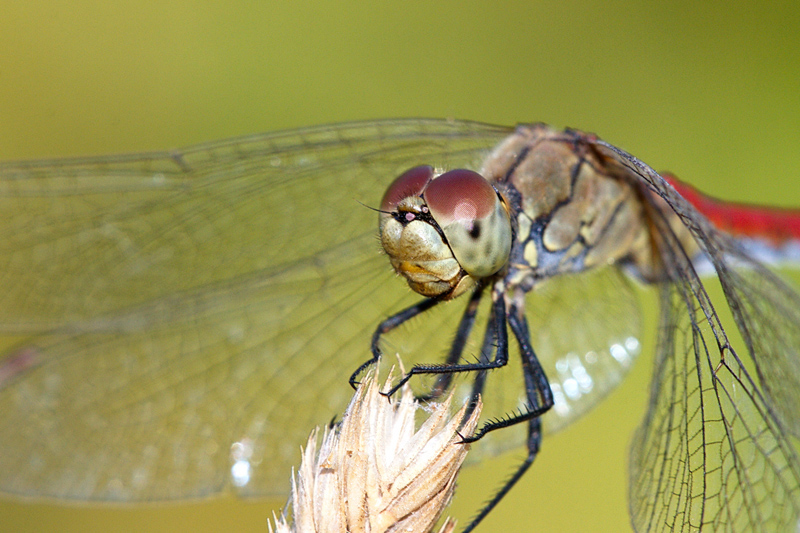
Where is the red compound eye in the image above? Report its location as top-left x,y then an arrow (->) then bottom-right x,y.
380,165 -> 434,211
424,169 -> 497,230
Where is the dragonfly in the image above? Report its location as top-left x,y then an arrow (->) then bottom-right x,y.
0,119 -> 799,532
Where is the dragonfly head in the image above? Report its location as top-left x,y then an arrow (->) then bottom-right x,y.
379,165 -> 512,300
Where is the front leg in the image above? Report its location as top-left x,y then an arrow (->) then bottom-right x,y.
382,280 -> 510,398
348,297 -> 439,388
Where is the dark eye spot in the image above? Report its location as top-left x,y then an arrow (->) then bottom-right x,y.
469,222 -> 481,239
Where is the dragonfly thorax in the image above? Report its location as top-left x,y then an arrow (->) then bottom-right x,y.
482,125 -> 653,283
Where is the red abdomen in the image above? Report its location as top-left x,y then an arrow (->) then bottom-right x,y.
666,174 -> 800,246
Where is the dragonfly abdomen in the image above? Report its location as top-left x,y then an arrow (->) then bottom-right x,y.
667,174 -> 800,267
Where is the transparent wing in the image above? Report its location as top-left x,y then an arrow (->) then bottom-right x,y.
526,267 -> 642,436
594,140 -> 800,531
0,119 -> 516,501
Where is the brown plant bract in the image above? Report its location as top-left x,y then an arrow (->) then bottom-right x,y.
270,370 -> 481,533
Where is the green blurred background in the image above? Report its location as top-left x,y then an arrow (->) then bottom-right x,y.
0,1 -> 798,531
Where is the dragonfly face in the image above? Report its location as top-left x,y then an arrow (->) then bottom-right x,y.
0,119 -> 798,532
379,165 -> 512,299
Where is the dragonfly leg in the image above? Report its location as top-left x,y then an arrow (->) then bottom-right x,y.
460,418 -> 541,533
381,286 -> 511,398
348,297 -> 439,388
458,300 -> 496,421
417,286 -> 485,402
461,303 -> 554,442
459,305 -> 553,532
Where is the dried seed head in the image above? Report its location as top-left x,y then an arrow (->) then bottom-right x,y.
269,369 -> 482,533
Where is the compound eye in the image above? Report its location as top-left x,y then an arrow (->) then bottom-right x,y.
424,169 -> 497,229
380,165 -> 434,211
424,169 -> 512,278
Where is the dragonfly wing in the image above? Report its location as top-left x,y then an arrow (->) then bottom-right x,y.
710,244 -> 800,439
0,119 -> 514,501
0,119 -> 511,330
0,245 -> 397,500
631,278 -> 800,531
594,139 -> 800,531
526,267 -> 643,435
